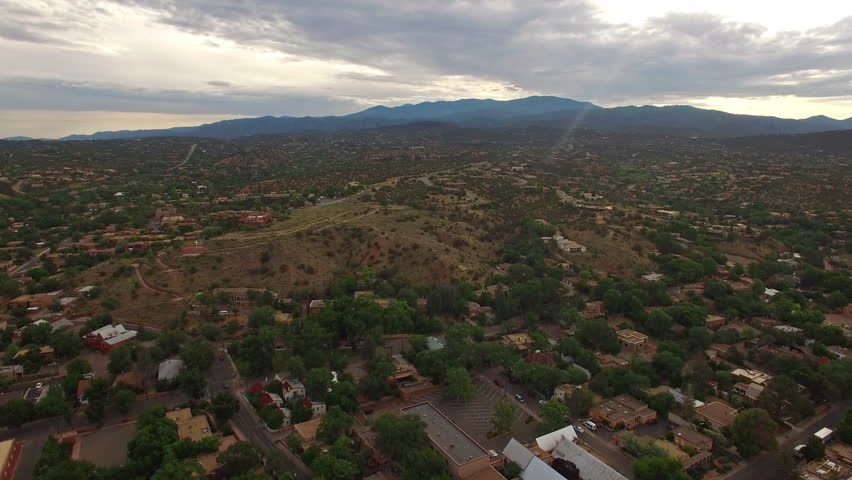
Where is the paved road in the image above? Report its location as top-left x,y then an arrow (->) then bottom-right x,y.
730,400 -> 852,480
168,143 -> 197,172
206,343 -> 311,478
9,248 -> 50,276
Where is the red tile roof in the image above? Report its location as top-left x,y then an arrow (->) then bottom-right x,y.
249,381 -> 264,394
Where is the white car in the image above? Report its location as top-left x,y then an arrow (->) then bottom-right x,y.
583,420 -> 598,431
575,425 -> 585,434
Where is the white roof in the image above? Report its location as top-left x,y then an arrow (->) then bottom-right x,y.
158,358 -> 186,381
815,428 -> 833,439
503,438 -> 534,470
89,324 -> 138,345
51,318 -> 74,332
535,426 -> 577,452
522,457 -> 567,480
77,286 -> 96,293
552,437 -> 628,480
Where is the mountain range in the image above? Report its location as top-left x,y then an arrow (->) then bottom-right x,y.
36,96 -> 852,140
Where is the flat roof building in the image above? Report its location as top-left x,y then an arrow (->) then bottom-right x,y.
616,329 -> 648,351
401,402 -> 492,479
166,408 -> 212,442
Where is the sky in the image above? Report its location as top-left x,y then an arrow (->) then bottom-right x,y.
1,0 -> 851,138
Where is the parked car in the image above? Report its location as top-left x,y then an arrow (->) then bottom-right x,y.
494,379 -> 504,388
575,425 -> 585,434
514,394 -> 525,403
538,399 -> 546,405
583,420 -> 598,431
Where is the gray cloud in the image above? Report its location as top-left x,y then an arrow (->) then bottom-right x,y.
118,0 -> 852,103
0,77 -> 362,116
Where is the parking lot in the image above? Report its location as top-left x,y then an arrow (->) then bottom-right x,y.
78,422 -> 137,467
411,376 -> 539,451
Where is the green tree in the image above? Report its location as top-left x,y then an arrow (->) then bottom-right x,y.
317,406 -> 354,444
652,351 -> 684,382
178,368 -> 207,399
112,388 -> 136,414
538,400 -> 568,435
633,455 -> 690,480
84,378 -> 112,423
200,324 -> 222,341
180,340 -> 215,371
373,414 -> 429,461
566,390 -> 595,417
645,310 -> 673,337
127,407 -> 179,477
248,306 -> 275,329
108,345 -> 134,375
157,330 -> 185,355
491,399 -> 516,435
35,385 -> 72,420
217,442 -> 262,478
212,392 -> 240,421
648,392 -> 676,417
805,435 -> 825,461
0,398 -> 36,427
837,409 -> 852,443
305,367 -> 333,401
446,367 -> 475,402
402,448 -> 452,480
731,408 -> 778,457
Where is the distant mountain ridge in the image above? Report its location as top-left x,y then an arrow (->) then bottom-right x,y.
1,136 -> 35,141
54,96 -> 852,140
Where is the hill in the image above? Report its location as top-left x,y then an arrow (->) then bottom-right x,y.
54,95 -> 852,141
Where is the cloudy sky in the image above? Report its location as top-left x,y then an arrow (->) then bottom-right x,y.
2,0 -> 851,138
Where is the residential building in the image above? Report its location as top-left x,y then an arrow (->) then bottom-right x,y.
733,382 -> 765,404
401,402 -> 497,479
695,401 -> 738,431
706,315 -> 726,329
13,345 -> 54,362
501,333 -> 535,351
81,324 -> 137,352
616,329 -> 647,351
294,417 -> 322,445
525,351 -> 556,367
581,301 -> 605,319
551,436 -> 628,480
801,458 -> 849,480
0,438 -> 22,480
0,366 -> 22,382
308,299 -> 326,315
197,435 -> 238,477
302,398 -> 327,417
166,408 -> 212,442
552,384 -> 584,403
158,358 -> 186,383
672,426 -> 713,452
589,394 -> 657,430
731,368 -> 772,386
641,273 -> 664,282
273,377 -> 306,401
